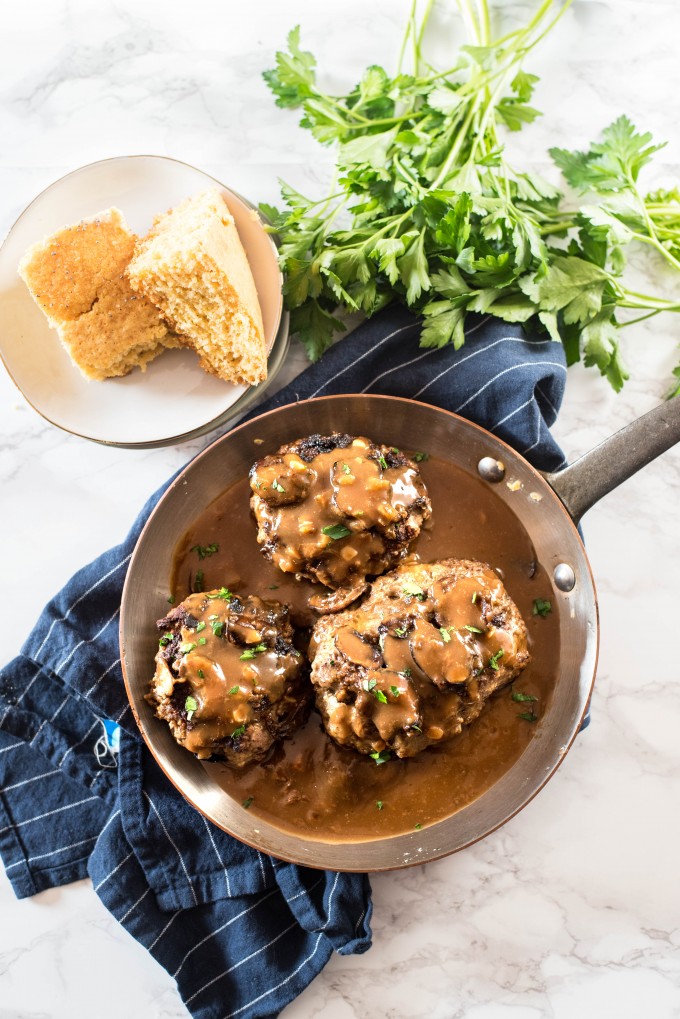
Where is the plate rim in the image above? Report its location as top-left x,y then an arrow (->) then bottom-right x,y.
0,153 -> 288,448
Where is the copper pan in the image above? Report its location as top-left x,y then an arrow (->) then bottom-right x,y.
120,394 -> 680,871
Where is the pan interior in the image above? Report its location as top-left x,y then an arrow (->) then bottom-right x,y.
121,396 -> 597,870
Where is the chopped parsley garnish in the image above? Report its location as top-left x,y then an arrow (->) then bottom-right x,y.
180,642 -> 197,655
465,624 -> 484,634
185,695 -> 198,720
242,797 -> 254,809
400,668 -> 412,679
158,632 -> 173,647
439,627 -> 452,643
342,462 -> 351,474
402,580 -> 425,600
198,637 -> 207,645
414,823 -> 422,830
271,480 -> 286,493
533,598 -> 553,618
394,626 -> 407,638
488,648 -> 505,671
511,689 -> 538,702
231,725 -> 246,739
229,685 -> 239,695
322,523 -> 352,540
208,587 -> 233,601
390,447 -> 400,454
413,452 -> 429,463
191,543 -> 219,560
369,749 -> 392,765
518,710 -> 538,722
197,670 -> 204,679
390,685 -> 401,697
193,570 -> 204,593
377,454 -> 388,470
376,800 -> 384,811
268,584 -> 279,590
374,689 -> 388,704
195,621 -> 206,633
239,643 -> 267,660
362,678 -> 377,692
167,595 -> 175,605
411,724 -> 422,734
211,620 -> 224,637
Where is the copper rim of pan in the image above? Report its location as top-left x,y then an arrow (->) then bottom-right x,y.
120,394 -> 600,872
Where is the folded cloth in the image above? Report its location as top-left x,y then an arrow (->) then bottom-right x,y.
0,307 -> 568,1019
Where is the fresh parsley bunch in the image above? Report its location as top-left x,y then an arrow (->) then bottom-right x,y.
262,0 -> 680,393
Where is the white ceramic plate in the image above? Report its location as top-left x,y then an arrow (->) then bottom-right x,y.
0,156 -> 288,447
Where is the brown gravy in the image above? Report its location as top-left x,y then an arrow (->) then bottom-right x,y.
171,456 -> 559,842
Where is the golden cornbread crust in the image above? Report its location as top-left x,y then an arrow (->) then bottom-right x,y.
18,208 -> 179,381
127,190 -> 267,387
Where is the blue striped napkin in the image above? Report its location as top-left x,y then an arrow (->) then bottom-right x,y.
0,306 -> 567,1019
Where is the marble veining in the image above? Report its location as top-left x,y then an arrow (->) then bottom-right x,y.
1,1 -> 680,1016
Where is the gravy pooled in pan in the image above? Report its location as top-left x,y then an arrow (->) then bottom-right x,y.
249,434 -> 431,611
170,452 -> 559,841
310,559 -> 530,759
147,592 -> 310,765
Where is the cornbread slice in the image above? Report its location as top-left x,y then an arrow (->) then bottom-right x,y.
18,208 -> 180,381
127,190 -> 267,386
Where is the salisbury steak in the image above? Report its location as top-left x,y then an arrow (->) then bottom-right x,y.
249,434 -> 431,611
147,589 -> 310,765
309,558 -> 530,759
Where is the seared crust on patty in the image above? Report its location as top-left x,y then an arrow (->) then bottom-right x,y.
309,558 -> 530,759
249,433 -> 431,612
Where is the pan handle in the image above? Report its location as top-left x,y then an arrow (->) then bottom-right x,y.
545,396 -> 680,526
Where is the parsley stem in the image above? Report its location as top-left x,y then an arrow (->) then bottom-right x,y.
398,0 -> 418,75
617,309 -> 662,328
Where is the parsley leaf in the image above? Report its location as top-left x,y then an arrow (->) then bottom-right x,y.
322,524 -> 352,540
488,648 -> 505,671
369,749 -> 392,765
240,644 -> 268,660
191,543 -> 219,560
533,598 -> 552,618
512,689 -> 538,702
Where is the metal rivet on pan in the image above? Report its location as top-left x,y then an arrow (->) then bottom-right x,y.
554,563 -> 576,592
478,457 -> 505,482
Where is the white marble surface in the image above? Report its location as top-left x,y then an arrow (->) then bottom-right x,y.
1,1 -> 680,1016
